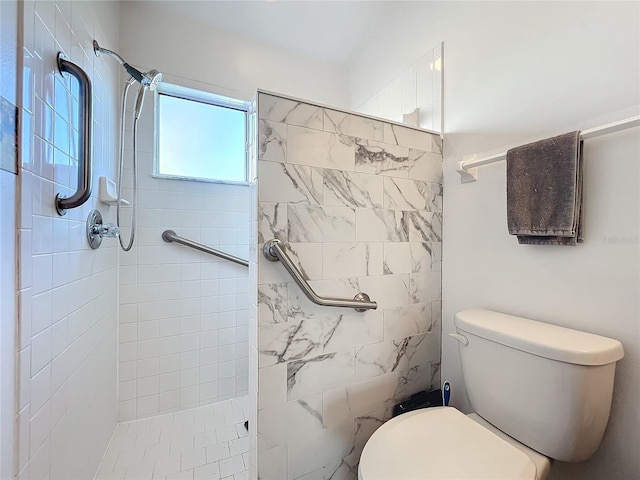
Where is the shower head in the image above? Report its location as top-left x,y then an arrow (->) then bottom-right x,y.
93,40 -> 162,90
144,70 -> 162,91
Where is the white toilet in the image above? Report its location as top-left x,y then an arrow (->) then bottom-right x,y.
358,309 -> 624,480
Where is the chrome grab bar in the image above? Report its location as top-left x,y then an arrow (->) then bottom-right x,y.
162,230 -> 249,267
262,239 -> 377,312
55,53 -> 92,216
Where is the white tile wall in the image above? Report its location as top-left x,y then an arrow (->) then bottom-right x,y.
355,43 -> 442,132
254,93 -> 442,480
1,1 -> 20,477
1,170 -> 18,480
116,79 -> 251,422
17,1 -> 121,479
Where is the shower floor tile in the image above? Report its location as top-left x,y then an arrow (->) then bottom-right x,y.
95,397 -> 249,480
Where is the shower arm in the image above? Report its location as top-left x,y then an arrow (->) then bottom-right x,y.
92,40 -> 125,64
93,40 -> 145,84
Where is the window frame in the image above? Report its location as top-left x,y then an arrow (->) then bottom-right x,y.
153,82 -> 251,185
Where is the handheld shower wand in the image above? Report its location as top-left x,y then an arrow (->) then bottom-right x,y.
94,40 -> 162,251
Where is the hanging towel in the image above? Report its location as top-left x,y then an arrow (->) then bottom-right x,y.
506,131 -> 584,246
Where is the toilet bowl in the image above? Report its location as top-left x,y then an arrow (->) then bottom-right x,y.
358,309 -> 624,480
358,407 -> 550,480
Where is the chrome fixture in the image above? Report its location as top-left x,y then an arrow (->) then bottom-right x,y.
263,239 -> 377,312
86,210 -> 120,249
93,40 -> 162,251
162,230 -> 249,267
55,53 -> 92,216
93,40 -> 162,91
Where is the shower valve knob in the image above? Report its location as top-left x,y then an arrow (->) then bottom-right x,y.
87,210 -> 119,249
93,223 -> 120,238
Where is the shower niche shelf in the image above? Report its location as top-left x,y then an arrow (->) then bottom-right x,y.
98,176 -> 129,206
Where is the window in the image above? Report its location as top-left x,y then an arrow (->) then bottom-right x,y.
155,83 -> 249,183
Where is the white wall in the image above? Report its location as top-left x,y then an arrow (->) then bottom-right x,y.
349,2 -> 640,479
116,94 -> 251,420
118,1 -> 349,108
17,1 -> 122,478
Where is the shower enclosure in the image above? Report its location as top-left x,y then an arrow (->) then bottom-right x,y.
114,91 -> 251,404
12,1 -> 443,478
94,54 -> 253,479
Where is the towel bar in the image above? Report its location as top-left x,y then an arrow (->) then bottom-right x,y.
456,115 -> 640,182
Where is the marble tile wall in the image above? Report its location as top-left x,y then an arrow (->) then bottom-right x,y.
254,92 -> 442,480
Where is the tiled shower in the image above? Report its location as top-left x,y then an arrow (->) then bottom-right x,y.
11,2 -> 443,480
6,1 -> 639,480
116,91 -> 251,421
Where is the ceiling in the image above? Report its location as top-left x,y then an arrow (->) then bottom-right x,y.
142,1 -> 395,66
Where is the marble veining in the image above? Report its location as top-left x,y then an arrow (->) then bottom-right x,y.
355,209 -> 408,242
287,351 -> 355,399
259,95 -> 323,130
259,161 -> 323,205
258,282 -> 288,324
383,242 -> 411,275
383,123 -> 435,151
322,243 -> 383,279
323,169 -> 384,208
354,415 -> 385,457
287,125 -> 355,171
288,204 -> 356,243
286,420 -> 354,480
283,242 -> 323,281
408,211 -> 442,242
260,319 -> 342,366
258,395 -> 324,450
325,454 -> 359,480
383,302 -> 433,341
259,309 -> 383,368
410,241 -> 437,273
258,202 -> 287,244
409,271 -> 441,304
383,177 -> 443,212
355,333 -> 430,381
394,332 -> 440,401
324,109 -> 384,142
409,148 -> 442,183
259,119 -> 286,163
355,139 -> 409,177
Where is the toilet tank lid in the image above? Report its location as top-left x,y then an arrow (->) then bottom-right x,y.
454,309 -> 624,366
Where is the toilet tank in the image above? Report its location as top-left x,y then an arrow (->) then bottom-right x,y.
453,309 -> 624,462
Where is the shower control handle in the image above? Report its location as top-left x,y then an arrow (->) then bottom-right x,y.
92,223 -> 120,238
87,209 -> 120,249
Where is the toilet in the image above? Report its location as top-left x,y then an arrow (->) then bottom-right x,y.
358,309 -> 624,480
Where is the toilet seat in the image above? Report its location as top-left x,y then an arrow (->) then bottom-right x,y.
358,407 -> 541,480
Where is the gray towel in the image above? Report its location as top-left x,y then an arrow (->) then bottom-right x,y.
506,131 -> 583,246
